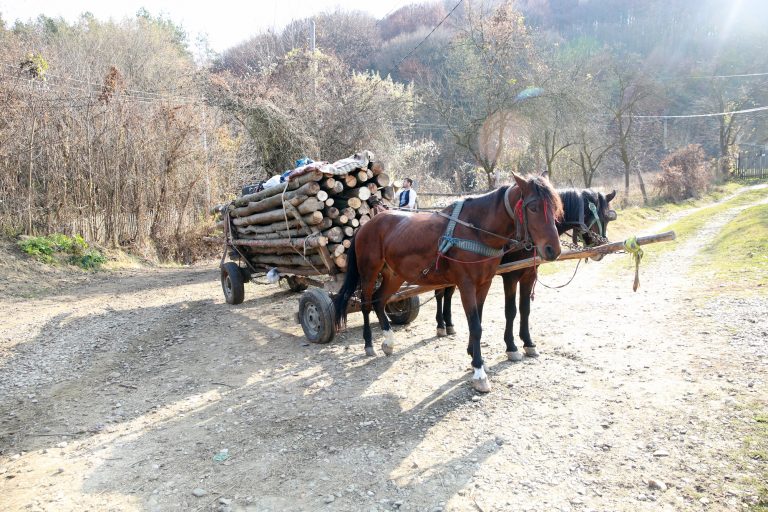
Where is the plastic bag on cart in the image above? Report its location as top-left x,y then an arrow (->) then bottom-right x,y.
266,268 -> 280,284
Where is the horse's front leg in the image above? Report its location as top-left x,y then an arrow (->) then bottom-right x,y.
518,269 -> 539,357
459,280 -> 493,393
443,286 -> 456,335
435,289 -> 447,337
502,272 -> 523,362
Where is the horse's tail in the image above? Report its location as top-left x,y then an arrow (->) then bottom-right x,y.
333,237 -> 359,330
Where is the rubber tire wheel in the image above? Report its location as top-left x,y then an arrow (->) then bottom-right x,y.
386,296 -> 420,325
299,288 -> 336,344
286,275 -> 308,292
221,262 -> 245,305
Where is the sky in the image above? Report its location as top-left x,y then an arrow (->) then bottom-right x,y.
0,0 -> 413,52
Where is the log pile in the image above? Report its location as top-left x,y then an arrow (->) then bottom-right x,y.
213,159 -> 394,276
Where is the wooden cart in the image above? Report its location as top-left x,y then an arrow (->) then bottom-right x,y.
212,228 -> 675,345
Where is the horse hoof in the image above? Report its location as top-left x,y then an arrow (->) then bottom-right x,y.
506,350 -> 523,362
446,326 -> 456,335
436,327 -> 447,337
365,346 -> 376,357
381,342 -> 394,356
471,377 -> 491,393
524,346 -> 539,357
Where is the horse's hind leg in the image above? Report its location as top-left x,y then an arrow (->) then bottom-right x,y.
435,290 -> 447,337
518,269 -> 539,357
503,272 -> 523,362
372,271 -> 405,356
358,265 -> 385,357
361,302 -> 375,357
443,286 -> 456,335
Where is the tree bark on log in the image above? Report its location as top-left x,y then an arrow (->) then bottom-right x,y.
232,197 -> 325,226
335,197 -> 361,209
322,227 -> 344,243
341,207 -> 356,220
356,201 -> 371,216
233,171 -> 322,206
341,186 -> 371,201
231,182 -> 320,217
237,216 -> 331,237
221,211 -> 323,233
332,215 -> 349,226
230,235 -> 327,249
248,253 -> 325,267
327,243 -> 345,257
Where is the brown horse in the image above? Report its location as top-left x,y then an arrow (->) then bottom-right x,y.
333,173 -> 563,393
435,188 -> 617,360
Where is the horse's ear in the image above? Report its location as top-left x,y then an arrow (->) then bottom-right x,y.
606,189 -> 617,203
512,172 -> 528,191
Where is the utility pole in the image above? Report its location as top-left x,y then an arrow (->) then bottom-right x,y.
310,20 -> 316,52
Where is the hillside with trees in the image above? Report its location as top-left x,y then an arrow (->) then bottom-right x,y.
1,0 -> 767,259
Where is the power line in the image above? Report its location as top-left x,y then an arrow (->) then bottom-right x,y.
633,105 -> 768,119
393,0 -> 464,71
682,71 -> 768,79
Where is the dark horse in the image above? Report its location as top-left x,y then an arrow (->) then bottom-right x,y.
333,173 -> 563,392
435,187 -> 617,360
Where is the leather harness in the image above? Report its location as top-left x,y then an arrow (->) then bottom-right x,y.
436,187 -> 540,259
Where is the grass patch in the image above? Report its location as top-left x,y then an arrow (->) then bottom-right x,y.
17,233 -> 107,270
698,202 -> 768,292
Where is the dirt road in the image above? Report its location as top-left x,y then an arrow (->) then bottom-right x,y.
1,192 -> 766,512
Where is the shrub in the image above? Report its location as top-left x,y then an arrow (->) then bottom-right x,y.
656,144 -> 712,201
18,234 -> 106,269
154,222 -> 219,265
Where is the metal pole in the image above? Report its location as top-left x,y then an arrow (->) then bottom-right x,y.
310,20 -> 316,52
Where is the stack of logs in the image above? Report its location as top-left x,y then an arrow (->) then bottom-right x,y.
214,163 -> 393,276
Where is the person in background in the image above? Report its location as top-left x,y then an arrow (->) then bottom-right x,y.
397,178 -> 417,209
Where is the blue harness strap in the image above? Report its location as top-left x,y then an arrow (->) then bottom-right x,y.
437,200 -> 505,258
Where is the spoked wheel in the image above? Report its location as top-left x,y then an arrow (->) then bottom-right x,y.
385,296 -> 420,325
299,288 -> 336,344
221,262 -> 245,305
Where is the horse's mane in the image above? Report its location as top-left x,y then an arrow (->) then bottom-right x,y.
528,175 -> 564,221
580,188 -> 602,210
448,175 -> 563,220
558,188 -> 585,225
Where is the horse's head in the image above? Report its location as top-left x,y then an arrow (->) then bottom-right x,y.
581,189 -> 617,260
512,173 -> 563,261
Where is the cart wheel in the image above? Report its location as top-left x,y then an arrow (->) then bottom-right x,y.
221,262 -> 245,305
286,275 -> 308,292
299,288 -> 336,344
386,296 -> 420,325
